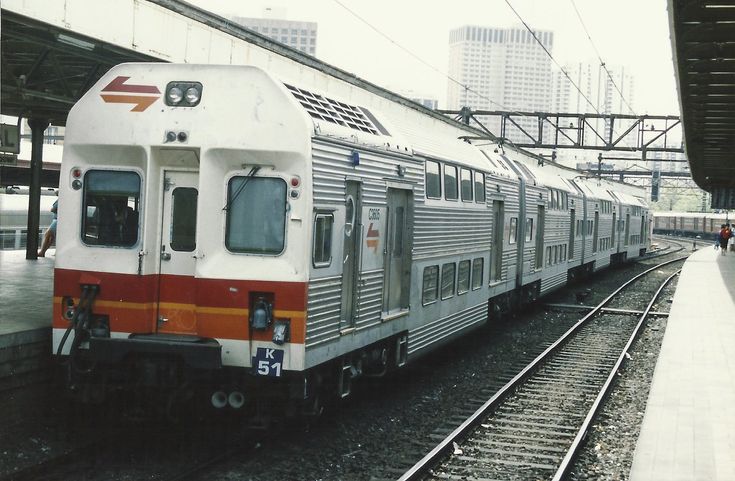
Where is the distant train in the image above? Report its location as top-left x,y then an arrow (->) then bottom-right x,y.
52,63 -> 650,419
0,190 -> 56,250
652,211 -> 728,240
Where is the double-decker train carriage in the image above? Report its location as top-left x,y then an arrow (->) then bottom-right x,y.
53,63 -> 649,417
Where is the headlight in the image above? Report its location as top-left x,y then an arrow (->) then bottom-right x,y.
185,87 -> 201,104
167,87 -> 183,105
165,81 -> 203,107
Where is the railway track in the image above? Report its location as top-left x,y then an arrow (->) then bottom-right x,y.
0,419 -> 260,481
397,255 -> 686,481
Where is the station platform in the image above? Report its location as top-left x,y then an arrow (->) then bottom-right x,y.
0,249 -> 54,337
629,246 -> 735,481
0,249 -> 54,424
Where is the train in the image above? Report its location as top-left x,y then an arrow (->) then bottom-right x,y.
0,190 -> 56,250
653,211 -> 728,240
52,62 -> 650,420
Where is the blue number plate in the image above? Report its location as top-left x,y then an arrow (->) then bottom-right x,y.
252,347 -> 284,377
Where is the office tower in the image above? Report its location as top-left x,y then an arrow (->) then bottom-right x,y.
447,26 -> 554,115
232,9 -> 317,56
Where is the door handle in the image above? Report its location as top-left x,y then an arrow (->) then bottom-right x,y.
161,252 -> 171,261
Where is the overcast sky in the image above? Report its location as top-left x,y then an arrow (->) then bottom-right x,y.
192,0 -> 679,115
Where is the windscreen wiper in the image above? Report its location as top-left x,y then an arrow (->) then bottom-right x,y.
223,166 -> 261,211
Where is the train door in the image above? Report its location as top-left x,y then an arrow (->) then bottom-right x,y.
383,188 -> 412,315
535,205 -> 545,269
490,200 -> 504,282
157,170 -> 199,334
593,211 -> 599,253
641,214 -> 647,244
568,209 -> 575,259
612,212 -> 617,250
340,181 -> 362,331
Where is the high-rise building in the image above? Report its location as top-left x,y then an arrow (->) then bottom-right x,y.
551,62 -> 635,115
550,61 -> 636,155
398,88 -> 439,110
447,26 -> 554,113
232,9 -> 317,56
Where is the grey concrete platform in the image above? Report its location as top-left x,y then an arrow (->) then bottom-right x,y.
0,249 -> 55,424
630,246 -> 735,481
0,249 -> 54,342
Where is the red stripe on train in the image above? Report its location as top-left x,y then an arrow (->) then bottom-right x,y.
53,268 -> 307,343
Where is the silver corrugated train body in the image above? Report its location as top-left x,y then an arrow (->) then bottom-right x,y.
51,63 -> 651,416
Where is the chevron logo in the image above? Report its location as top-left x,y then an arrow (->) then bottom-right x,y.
100,76 -> 161,112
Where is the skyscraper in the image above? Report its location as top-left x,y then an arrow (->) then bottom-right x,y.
551,61 -> 636,158
232,8 -> 317,56
447,26 -> 554,113
551,62 -> 635,115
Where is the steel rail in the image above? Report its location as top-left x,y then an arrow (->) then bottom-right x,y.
550,267 -> 682,481
397,255 -> 689,481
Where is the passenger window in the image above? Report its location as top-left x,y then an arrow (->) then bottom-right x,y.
509,217 -> 518,244
457,260 -> 471,294
444,165 -> 458,200
460,168 -> 473,202
441,262 -> 456,300
474,172 -> 485,203
422,265 -> 439,305
393,207 -> 405,256
226,177 -> 287,254
82,170 -> 141,248
425,161 -> 441,199
525,218 -> 533,241
471,258 -> 483,290
170,187 -> 197,252
313,213 -> 333,267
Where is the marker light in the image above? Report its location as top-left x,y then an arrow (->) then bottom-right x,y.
290,177 -> 301,188
167,87 -> 183,105
72,168 -> 82,178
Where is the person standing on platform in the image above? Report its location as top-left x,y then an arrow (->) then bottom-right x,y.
38,198 -> 57,257
718,223 -> 730,255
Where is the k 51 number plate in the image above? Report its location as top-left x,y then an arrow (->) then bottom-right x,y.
252,347 -> 284,377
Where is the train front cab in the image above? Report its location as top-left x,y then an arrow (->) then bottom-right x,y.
52,64 -> 323,413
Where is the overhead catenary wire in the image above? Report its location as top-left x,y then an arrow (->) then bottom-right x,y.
503,0 -> 601,116
504,0 -> 642,152
569,0 -> 637,116
330,0 -> 527,118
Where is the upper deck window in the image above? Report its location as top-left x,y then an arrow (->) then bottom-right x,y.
226,177 -> 287,254
444,165 -> 458,200
425,160 -> 441,198
81,170 -> 141,247
460,168 -> 473,202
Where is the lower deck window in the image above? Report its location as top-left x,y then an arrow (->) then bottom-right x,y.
441,263 -> 456,299
82,170 -> 141,247
226,176 -> 287,254
457,260 -> 471,294
422,265 -> 439,305
313,213 -> 333,266
471,257 -> 483,290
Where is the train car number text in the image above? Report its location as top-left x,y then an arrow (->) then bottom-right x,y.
253,347 -> 284,377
